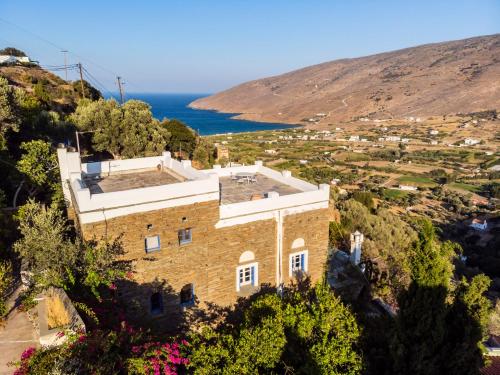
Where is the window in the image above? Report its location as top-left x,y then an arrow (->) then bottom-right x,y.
145,235 -> 160,253
178,228 -> 192,245
180,283 -> 195,306
150,292 -> 163,315
289,250 -> 308,277
236,262 -> 258,292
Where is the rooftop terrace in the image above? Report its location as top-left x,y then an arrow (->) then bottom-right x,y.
83,169 -> 184,194
57,148 -> 329,224
219,174 -> 301,204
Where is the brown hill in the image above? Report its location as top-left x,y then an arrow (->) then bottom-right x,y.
0,64 -> 101,113
190,34 -> 500,126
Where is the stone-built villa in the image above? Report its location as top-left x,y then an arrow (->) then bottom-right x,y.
57,147 -> 331,324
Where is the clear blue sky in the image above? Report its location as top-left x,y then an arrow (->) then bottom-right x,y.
1,1 -> 499,93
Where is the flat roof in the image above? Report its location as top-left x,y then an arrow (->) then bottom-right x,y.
219,173 -> 301,204
83,169 -> 185,194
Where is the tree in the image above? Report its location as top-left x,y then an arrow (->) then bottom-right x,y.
192,139 -> 211,169
16,140 -> 58,186
0,47 -> 26,56
13,200 -> 129,297
163,119 -> 197,157
79,237 -> 129,298
188,282 -> 363,374
70,98 -> 170,159
352,191 -> 375,210
391,220 -> 455,375
337,200 -> 417,303
72,80 -> 102,101
489,299 -> 500,337
0,76 -> 20,150
0,260 -> 13,317
391,220 -> 490,375
13,200 -> 78,288
441,275 -> 492,374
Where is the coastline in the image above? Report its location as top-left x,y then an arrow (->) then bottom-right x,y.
188,99 -> 303,129
125,93 -> 301,135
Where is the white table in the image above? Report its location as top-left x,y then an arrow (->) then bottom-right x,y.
235,172 -> 256,183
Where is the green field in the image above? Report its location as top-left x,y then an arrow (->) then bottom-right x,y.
448,182 -> 481,193
397,175 -> 437,188
383,189 -> 409,199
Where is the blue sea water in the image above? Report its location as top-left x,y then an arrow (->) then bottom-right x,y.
123,93 -> 296,136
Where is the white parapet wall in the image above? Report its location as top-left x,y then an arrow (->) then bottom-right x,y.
58,150 -> 330,225
203,161 -> 318,192
205,162 -> 330,228
57,148 -> 220,223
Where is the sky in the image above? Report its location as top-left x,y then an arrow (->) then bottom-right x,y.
1,1 -> 499,94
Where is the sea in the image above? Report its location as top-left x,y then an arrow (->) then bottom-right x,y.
120,93 -> 296,136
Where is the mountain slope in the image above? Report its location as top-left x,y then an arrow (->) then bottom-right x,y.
190,34 -> 500,126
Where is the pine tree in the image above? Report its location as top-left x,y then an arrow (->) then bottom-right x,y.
391,220 -> 491,375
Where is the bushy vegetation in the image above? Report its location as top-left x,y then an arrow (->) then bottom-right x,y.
188,282 -> 362,374
332,200 -> 417,304
390,220 -> 491,375
70,98 -> 171,159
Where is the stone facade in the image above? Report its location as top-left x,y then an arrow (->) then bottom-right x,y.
57,148 -> 331,329
79,201 -> 329,327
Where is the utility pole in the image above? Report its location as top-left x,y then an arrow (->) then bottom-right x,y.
61,50 -> 68,81
117,76 -> 124,104
78,63 -> 85,99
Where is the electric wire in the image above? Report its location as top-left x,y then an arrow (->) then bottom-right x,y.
0,17 -> 127,94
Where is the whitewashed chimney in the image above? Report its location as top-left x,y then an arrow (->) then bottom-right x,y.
350,230 -> 364,266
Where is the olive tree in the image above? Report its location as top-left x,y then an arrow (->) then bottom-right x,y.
70,98 -> 170,159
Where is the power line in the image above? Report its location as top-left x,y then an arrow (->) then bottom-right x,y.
81,66 -> 118,100
0,17 -> 125,91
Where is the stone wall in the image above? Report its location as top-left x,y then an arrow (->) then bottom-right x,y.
78,201 -> 329,329
282,208 -> 330,283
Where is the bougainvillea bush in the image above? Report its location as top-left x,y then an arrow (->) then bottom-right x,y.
12,324 -> 189,375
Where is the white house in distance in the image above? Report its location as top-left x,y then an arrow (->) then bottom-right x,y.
464,138 -> 480,146
399,184 -> 418,191
0,55 -> 33,65
264,149 -> 277,155
470,219 -> 487,231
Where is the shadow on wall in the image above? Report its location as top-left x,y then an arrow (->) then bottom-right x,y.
115,275 -> 314,334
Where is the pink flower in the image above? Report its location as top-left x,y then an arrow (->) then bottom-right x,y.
56,331 -> 65,338
20,347 -> 36,361
109,283 -> 117,290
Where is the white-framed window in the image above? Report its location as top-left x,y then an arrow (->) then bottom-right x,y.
289,250 -> 308,277
178,228 -> 192,245
145,235 -> 161,253
236,262 -> 258,292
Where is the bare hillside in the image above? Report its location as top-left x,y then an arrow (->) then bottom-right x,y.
190,34 -> 500,126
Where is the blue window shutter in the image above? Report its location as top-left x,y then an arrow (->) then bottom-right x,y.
300,254 -> 305,270
192,284 -> 195,302
251,266 -> 255,285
